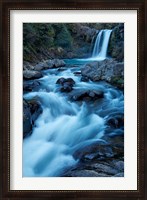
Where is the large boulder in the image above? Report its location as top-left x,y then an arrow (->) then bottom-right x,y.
23,70 -> 43,80
34,62 -> 48,71
45,59 -> 66,69
56,77 -> 75,92
23,99 -> 42,138
23,80 -> 40,92
81,59 -> 124,88
23,62 -> 35,71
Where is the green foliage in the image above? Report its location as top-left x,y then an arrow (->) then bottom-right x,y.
53,24 -> 73,48
111,76 -> 124,89
23,23 -> 55,62
23,23 -> 123,62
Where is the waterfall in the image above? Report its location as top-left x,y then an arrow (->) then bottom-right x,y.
92,29 -> 112,60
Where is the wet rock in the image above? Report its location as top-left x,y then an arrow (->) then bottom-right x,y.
34,62 -> 48,71
23,70 -> 43,80
81,59 -> 124,88
60,82 -> 73,92
57,67 -> 66,72
114,172 -> 124,177
23,99 -> 42,138
63,170 -> 106,177
70,89 -> 104,101
81,76 -> 89,82
56,77 -> 75,93
73,143 -> 115,161
29,100 -> 43,125
45,59 -> 65,69
73,71 -> 81,76
114,161 -> 124,172
23,62 -> 34,71
56,77 -> 66,85
66,78 -> 75,85
91,163 -> 118,175
106,114 -> 124,129
23,100 -> 32,138
23,81 -> 40,92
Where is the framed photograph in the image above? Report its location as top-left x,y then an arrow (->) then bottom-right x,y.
1,0 -> 146,199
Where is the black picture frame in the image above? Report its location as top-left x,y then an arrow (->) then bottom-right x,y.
0,0 -> 147,199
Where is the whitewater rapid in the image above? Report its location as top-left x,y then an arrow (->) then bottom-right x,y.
23,62 -> 124,177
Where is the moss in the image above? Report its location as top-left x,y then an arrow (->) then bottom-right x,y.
111,76 -> 124,89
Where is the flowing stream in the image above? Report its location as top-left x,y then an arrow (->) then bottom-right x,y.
23,61 -> 124,177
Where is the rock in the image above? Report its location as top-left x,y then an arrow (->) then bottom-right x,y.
60,82 -> 73,92
23,62 -> 35,70
46,59 -> 65,69
57,68 -> 66,72
106,114 -> 124,129
23,81 -> 40,92
23,70 -> 43,80
23,100 -> 32,138
91,163 -> 118,175
114,161 -> 124,172
108,23 -> 124,61
81,76 -> 89,82
66,78 -> 75,85
34,62 -> 48,71
63,170 -> 104,177
81,59 -> 124,88
70,89 -> 104,101
73,143 -> 115,161
56,77 -> 75,92
56,77 -> 66,85
23,99 -> 42,138
74,71 -> 81,76
114,172 -> 124,177
28,100 -> 42,125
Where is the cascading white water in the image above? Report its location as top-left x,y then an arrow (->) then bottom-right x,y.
92,29 -> 112,60
23,64 -> 124,177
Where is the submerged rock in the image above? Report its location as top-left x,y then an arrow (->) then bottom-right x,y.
70,89 -> 104,101
81,76 -> 89,82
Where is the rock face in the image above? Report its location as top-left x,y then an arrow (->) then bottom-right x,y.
23,99 -> 42,138
81,59 -> 124,89
108,23 -> 124,61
